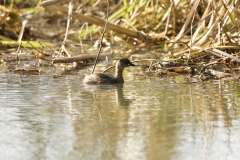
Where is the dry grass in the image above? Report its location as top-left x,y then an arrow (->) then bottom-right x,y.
0,0 -> 240,79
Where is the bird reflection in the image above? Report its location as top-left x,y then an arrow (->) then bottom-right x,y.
114,83 -> 132,107
83,83 -> 132,107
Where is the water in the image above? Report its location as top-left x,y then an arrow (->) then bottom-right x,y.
0,72 -> 240,160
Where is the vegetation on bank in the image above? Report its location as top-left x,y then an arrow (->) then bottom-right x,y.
0,0 -> 240,80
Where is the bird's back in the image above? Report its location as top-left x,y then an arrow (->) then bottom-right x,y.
83,73 -> 117,84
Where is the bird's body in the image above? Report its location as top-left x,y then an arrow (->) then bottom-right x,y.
83,58 -> 135,84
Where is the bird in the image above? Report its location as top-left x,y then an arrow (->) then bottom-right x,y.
83,58 -> 135,84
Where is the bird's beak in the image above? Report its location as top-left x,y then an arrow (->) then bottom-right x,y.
129,62 -> 135,66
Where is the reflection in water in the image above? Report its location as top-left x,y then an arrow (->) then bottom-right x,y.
0,73 -> 240,160
114,84 -> 132,107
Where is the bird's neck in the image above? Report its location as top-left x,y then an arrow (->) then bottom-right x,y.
114,65 -> 124,82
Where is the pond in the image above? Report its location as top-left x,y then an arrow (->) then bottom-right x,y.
0,67 -> 240,160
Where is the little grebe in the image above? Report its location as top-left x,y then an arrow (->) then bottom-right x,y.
83,58 -> 135,84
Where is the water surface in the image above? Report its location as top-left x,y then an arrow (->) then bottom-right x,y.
0,72 -> 240,160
